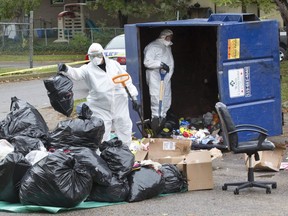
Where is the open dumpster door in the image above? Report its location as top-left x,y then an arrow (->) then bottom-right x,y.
214,14 -> 282,139
125,13 -> 283,139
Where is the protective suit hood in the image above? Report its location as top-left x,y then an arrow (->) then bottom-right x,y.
87,43 -> 104,55
159,29 -> 173,39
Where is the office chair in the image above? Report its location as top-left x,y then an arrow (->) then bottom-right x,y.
215,102 -> 277,195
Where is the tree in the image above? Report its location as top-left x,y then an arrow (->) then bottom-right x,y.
87,0 -> 195,27
0,0 -> 41,22
87,0 -> 156,28
154,0 -> 196,20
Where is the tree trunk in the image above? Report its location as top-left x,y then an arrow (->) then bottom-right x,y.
273,0 -> 288,52
241,3 -> 247,13
118,10 -> 128,28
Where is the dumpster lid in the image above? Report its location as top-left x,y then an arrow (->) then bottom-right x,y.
207,13 -> 260,22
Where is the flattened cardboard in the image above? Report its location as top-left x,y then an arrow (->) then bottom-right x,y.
134,150 -> 148,162
245,144 -> 286,171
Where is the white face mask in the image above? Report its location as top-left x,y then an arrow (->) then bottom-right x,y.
163,40 -> 173,46
160,38 -> 172,47
92,57 -> 103,66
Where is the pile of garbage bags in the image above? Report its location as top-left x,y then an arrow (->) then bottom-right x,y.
0,97 -> 187,208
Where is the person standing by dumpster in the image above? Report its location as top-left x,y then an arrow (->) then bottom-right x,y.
143,29 -> 174,132
58,43 -> 140,147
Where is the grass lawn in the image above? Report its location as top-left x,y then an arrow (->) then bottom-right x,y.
281,61 -> 288,103
0,55 -> 86,75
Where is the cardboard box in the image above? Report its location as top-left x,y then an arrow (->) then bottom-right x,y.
245,144 -> 286,171
134,139 -> 213,191
179,150 -> 214,191
135,138 -> 191,161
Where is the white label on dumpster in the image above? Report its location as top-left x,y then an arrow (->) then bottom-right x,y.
244,67 -> 251,97
228,68 -> 245,98
162,141 -> 176,150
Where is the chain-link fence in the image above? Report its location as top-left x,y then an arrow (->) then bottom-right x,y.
0,22 -> 124,56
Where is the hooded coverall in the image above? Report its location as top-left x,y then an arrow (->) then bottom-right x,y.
64,55 -> 138,146
143,37 -> 174,119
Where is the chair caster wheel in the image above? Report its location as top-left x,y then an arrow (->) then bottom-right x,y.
222,185 -> 227,191
266,188 -> 271,194
272,183 -> 277,189
234,188 -> 239,195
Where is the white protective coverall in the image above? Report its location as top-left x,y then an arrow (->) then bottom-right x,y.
143,29 -> 174,119
64,43 -> 138,146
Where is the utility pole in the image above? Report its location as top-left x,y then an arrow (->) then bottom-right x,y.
29,11 -> 33,68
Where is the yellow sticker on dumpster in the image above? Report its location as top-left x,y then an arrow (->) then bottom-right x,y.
228,38 -> 240,59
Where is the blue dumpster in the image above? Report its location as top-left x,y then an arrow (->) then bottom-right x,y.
124,13 -> 282,140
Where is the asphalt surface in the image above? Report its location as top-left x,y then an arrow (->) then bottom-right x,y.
0,76 -> 88,119
0,70 -> 288,216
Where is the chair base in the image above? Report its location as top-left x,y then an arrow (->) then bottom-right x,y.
222,181 -> 277,195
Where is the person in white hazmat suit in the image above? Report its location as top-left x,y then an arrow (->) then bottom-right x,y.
58,43 -> 139,147
143,29 -> 174,132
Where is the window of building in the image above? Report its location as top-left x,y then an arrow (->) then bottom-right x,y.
51,0 -> 64,5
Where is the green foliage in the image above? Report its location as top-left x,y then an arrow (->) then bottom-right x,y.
89,0 -> 156,19
0,0 -> 41,21
211,0 -> 275,13
87,0 -> 156,27
90,28 -> 124,46
69,33 -> 91,52
154,0 -> 194,21
281,61 -> 288,103
0,29 -> 123,55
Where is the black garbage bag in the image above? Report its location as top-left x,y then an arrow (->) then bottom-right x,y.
76,102 -> 93,119
126,166 -> 165,202
43,73 -> 74,117
10,135 -> 46,156
0,152 -> 31,203
48,116 -> 104,150
100,137 -> 135,179
63,146 -> 112,186
19,151 -> 92,208
161,164 -> 188,194
86,176 -> 129,202
0,97 -> 49,144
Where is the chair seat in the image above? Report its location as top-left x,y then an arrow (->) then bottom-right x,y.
233,140 -> 275,155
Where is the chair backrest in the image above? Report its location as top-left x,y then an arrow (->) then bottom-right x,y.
215,102 -> 238,151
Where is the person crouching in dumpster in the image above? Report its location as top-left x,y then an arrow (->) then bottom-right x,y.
58,43 -> 140,147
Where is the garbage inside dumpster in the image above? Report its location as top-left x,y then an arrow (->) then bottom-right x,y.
125,14 -> 282,141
